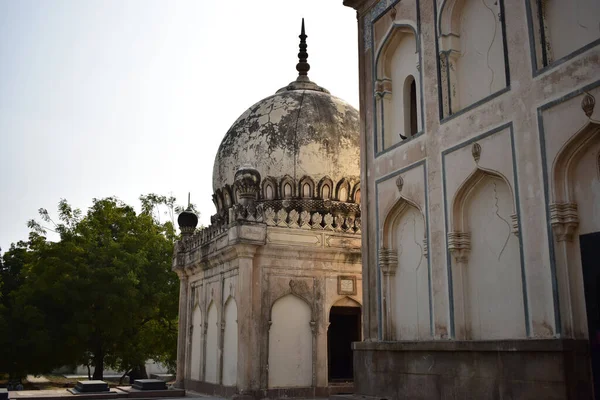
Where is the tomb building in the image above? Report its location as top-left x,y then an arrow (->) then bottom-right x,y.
172,20 -> 363,399
342,0 -> 600,398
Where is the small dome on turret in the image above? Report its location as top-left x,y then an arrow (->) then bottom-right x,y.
178,207 -> 198,235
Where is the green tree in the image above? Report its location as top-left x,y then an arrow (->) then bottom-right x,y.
0,195 -> 194,380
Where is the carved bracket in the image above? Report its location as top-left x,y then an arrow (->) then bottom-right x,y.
448,231 -> 471,263
510,213 -> 519,237
550,202 -> 579,242
379,248 -> 399,276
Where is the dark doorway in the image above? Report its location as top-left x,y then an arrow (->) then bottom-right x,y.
328,306 -> 361,382
581,231 -> 600,399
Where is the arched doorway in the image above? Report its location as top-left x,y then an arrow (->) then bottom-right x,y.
581,232 -> 600,397
327,298 -> 361,382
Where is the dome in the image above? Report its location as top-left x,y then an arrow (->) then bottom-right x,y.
177,207 -> 198,235
210,19 -> 361,219
212,85 -> 360,193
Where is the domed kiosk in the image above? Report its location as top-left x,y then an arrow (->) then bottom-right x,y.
173,21 -> 362,399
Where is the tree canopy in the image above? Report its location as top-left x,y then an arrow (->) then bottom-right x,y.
0,195 -> 197,380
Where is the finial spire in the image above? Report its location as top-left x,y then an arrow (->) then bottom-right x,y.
296,18 -> 310,79
187,192 -> 190,208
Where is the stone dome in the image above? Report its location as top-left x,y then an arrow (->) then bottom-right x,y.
212,84 -> 360,193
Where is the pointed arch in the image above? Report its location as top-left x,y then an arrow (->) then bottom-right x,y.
380,195 -> 430,340
350,181 -> 361,204
438,0 -> 465,37
298,175 -> 315,199
268,294 -> 313,388
450,165 -> 525,340
381,196 -> 425,249
375,23 -> 422,150
329,296 -> 361,313
451,167 -> 515,232
269,291 -> 313,320
335,178 -> 351,202
221,296 -> 238,386
317,176 -> 334,200
262,176 -> 278,200
223,185 -> 234,208
204,300 -> 219,384
375,23 -> 419,76
279,175 -> 296,199
190,303 -> 203,380
552,121 -> 600,203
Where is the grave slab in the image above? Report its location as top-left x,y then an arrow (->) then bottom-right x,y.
130,380 -> 166,391
68,381 -> 109,394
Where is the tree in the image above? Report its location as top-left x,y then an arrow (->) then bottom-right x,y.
0,195 -> 195,380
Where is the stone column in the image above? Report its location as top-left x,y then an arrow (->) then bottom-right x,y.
550,202 -> 580,337
379,248 -> 398,340
234,244 -> 259,397
448,232 -> 471,339
175,270 -> 189,388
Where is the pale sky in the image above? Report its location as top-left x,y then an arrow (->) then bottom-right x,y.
0,0 -> 359,251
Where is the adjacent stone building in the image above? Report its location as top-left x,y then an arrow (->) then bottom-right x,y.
342,0 -> 600,398
172,22 -> 363,399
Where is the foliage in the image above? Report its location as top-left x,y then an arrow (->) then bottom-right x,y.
0,195 -> 198,380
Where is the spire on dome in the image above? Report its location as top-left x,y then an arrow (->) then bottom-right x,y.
276,18 -> 329,93
296,18 -> 310,80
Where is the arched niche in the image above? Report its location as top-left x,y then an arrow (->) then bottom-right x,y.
375,23 -> 421,151
335,178 -> 351,202
350,182 -> 361,204
279,175 -> 296,199
262,176 -> 278,200
317,176 -> 334,200
380,197 -> 429,340
223,185 -> 233,209
190,304 -> 202,381
549,119 -> 600,338
298,176 -> 315,199
438,0 -> 507,115
221,296 -> 238,387
268,294 -> 313,388
204,301 -> 219,384
450,167 -> 526,340
438,0 -> 465,37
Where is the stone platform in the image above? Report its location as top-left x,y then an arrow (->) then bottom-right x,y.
8,386 -> 185,400
351,339 -> 592,400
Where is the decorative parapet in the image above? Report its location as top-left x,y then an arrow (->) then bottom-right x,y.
264,207 -> 360,234
549,202 -> 579,242
448,231 -> 471,263
379,248 -> 398,276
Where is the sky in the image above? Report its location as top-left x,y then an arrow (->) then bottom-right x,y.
0,0 -> 359,251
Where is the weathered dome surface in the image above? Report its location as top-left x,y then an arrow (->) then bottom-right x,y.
212,88 -> 360,192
